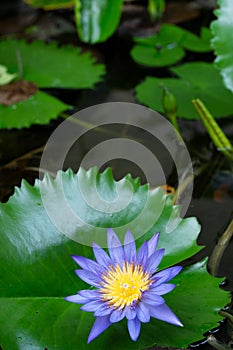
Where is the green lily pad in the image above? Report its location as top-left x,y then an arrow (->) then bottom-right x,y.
0,90 -> 69,129
131,25 -> 211,67
0,167 -> 228,349
0,39 -> 105,128
0,39 -> 105,88
211,0 -> 233,92
0,259 -> 228,350
135,62 -> 233,119
75,0 -> 124,43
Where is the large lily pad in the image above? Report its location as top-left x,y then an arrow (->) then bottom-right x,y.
135,62 -> 233,119
131,25 -> 211,67
211,0 -> 233,92
0,167 -> 229,349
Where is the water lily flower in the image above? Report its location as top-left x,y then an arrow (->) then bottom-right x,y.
65,229 -> 183,343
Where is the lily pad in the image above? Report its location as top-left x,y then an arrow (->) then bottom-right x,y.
0,90 -> 69,129
75,0 -> 124,43
211,0 -> 233,92
0,39 -> 105,88
0,39 -> 105,128
135,62 -> 233,119
131,25 -> 211,67
0,167 -> 229,349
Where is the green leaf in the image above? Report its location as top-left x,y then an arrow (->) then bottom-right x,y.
0,261 -> 228,349
0,168 -> 228,349
182,27 -> 212,52
23,0 -> 74,10
0,39 -> 105,88
131,25 -> 211,67
75,0 -> 124,44
211,0 -> 233,92
135,62 -> 233,119
0,91 -> 69,129
0,39 -> 105,129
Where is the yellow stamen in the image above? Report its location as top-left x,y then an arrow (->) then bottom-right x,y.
100,262 -> 152,309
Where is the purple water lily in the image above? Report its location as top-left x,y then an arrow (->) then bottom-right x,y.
65,228 -> 183,343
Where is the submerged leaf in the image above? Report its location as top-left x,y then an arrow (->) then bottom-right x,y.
135,62 -> 233,119
211,0 -> 233,92
0,168 -> 229,349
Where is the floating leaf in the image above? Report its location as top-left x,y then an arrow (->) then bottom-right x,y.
0,167 -> 228,349
131,25 -> 211,67
23,0 -> 74,10
0,91 -> 69,129
75,0 -> 124,43
0,39 -> 105,128
0,39 -> 105,88
135,62 -> 233,119
211,0 -> 233,92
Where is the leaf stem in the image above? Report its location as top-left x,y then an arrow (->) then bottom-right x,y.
208,218 -> 233,276
15,49 -> 23,80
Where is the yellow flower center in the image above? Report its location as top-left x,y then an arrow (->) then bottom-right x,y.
100,262 -> 152,309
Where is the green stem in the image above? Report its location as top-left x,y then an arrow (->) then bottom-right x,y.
192,99 -> 233,160
208,219 -> 233,276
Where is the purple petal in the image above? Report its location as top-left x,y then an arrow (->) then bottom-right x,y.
145,248 -> 165,274
136,302 -> 150,323
65,294 -> 87,304
109,308 -> 126,323
75,270 -> 100,287
125,306 -> 137,320
142,293 -> 164,306
124,230 -> 136,263
81,300 -> 104,312
150,283 -> 175,295
153,266 -> 183,286
136,241 -> 148,266
149,303 -> 183,327
94,303 -> 113,317
92,242 -> 111,269
88,316 -> 111,343
107,228 -> 124,264
72,255 -> 103,275
127,317 -> 141,341
79,289 -> 100,300
147,233 -> 160,257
